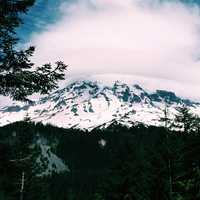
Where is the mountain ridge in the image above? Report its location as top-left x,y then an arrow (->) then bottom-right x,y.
0,76 -> 200,130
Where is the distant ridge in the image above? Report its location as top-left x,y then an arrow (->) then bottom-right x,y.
0,74 -> 199,130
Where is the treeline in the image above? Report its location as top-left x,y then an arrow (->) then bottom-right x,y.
0,106 -> 200,200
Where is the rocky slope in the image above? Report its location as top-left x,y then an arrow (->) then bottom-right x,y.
0,76 -> 199,130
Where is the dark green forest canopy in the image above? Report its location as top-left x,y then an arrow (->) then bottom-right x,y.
0,121 -> 200,200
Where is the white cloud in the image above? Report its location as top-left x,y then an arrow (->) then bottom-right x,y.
30,0 -> 200,100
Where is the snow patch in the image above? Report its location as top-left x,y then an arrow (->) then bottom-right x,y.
36,142 -> 70,177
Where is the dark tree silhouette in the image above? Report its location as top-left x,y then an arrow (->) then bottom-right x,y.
0,0 -> 67,101
174,105 -> 195,134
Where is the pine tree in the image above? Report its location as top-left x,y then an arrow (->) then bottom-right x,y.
173,105 -> 195,134
159,104 -> 171,129
0,142 -> 13,200
6,123 -> 48,200
0,0 -> 67,101
192,115 -> 200,135
24,112 -> 31,122
172,105 -> 200,199
160,105 -> 174,200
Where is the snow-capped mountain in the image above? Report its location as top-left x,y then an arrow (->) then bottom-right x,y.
0,75 -> 200,130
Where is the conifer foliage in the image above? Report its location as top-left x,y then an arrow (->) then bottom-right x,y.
0,0 -> 67,101
0,113 -> 199,200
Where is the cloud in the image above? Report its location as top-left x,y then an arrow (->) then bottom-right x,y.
30,0 -> 200,100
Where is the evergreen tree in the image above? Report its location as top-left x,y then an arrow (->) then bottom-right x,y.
173,105 -> 195,134
0,122 -> 47,200
0,0 -> 67,101
192,114 -> 200,135
159,104 -> 171,129
172,105 -> 200,199
160,105 -> 174,200
0,142 -> 13,200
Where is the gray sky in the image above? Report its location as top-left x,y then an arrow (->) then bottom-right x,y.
27,0 -> 200,100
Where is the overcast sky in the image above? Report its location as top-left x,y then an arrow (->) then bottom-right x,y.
19,0 -> 200,100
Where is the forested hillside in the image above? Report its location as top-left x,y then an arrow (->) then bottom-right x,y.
0,109 -> 200,200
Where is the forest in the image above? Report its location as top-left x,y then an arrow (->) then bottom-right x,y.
0,106 -> 200,200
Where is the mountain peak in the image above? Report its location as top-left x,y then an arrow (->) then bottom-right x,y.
0,77 -> 199,130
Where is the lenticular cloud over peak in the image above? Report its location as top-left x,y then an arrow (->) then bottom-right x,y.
30,0 -> 200,99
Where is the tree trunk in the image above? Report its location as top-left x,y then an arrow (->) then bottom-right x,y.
20,171 -> 25,200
